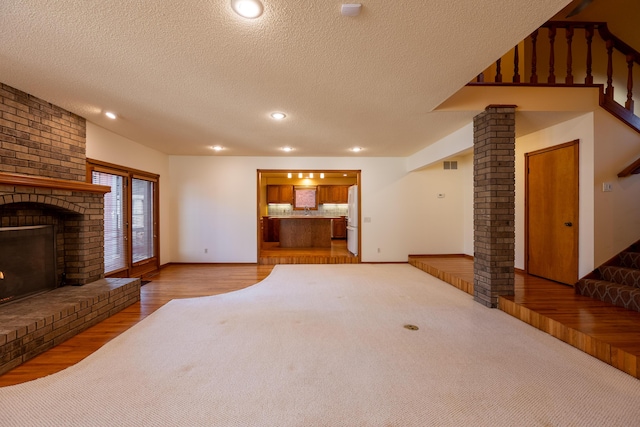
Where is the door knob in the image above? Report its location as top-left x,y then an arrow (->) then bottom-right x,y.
564,222 -> 573,227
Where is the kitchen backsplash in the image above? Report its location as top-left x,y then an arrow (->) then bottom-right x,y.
268,203 -> 348,217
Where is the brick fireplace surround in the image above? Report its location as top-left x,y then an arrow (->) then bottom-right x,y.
0,83 -> 140,375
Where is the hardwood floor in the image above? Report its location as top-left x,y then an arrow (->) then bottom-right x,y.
259,239 -> 358,264
410,255 -> 640,379
0,264 -> 274,387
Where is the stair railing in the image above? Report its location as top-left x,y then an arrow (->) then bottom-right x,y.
470,21 -> 640,133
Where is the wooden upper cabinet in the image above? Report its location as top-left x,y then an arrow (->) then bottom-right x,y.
318,185 -> 349,204
317,186 -> 330,204
333,185 -> 348,203
267,185 -> 294,204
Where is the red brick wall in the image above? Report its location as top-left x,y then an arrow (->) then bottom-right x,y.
0,83 -> 86,181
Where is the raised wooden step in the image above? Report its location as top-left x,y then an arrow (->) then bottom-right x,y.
409,255 -> 640,379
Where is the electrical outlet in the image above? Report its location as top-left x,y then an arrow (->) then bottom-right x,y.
602,182 -> 613,192
204,248 -> 208,254
377,248 -> 381,253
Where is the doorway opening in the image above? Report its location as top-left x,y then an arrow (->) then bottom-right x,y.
257,169 -> 361,264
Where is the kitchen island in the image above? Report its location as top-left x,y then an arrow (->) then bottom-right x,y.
277,216 -> 334,248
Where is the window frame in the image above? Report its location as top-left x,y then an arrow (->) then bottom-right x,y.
87,159 -> 160,278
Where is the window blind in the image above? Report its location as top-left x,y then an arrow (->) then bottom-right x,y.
131,178 -> 154,263
92,171 -> 126,273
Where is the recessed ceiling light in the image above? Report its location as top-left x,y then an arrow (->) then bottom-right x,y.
350,147 -> 363,152
281,146 -> 294,152
210,145 -> 223,151
231,0 -> 263,18
105,112 -> 117,119
271,112 -> 286,120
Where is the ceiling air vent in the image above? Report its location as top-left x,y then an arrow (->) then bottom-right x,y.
443,161 -> 458,170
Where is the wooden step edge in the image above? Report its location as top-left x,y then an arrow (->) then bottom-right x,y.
498,296 -> 639,379
408,259 -> 474,295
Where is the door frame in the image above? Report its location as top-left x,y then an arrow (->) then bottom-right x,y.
256,169 -> 361,263
524,140 -> 579,280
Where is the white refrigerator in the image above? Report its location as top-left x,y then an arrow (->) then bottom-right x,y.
347,185 -> 358,256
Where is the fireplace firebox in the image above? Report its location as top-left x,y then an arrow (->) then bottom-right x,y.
0,225 -> 57,305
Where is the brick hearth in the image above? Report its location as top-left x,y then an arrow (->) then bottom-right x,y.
0,277 -> 140,375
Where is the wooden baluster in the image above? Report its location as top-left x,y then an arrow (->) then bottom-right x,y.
513,45 -> 520,83
548,26 -> 556,84
585,25 -> 594,84
566,26 -> 574,84
606,39 -> 614,99
477,73 -> 485,83
530,29 -> 538,84
626,54 -> 634,112
495,58 -> 502,83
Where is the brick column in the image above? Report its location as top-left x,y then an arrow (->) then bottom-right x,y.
473,105 -> 516,308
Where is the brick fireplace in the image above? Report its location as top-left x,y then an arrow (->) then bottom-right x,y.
0,83 -> 140,375
0,83 -> 108,286
0,174 -> 109,287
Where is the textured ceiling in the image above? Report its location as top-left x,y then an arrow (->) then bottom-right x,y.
0,0 -> 570,157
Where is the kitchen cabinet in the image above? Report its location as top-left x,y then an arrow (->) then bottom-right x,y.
262,217 -> 280,242
267,185 -> 294,204
318,185 -> 349,204
332,216 -> 347,239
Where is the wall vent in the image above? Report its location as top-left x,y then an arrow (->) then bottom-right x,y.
443,161 -> 458,170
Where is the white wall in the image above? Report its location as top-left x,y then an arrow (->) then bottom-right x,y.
593,109 -> 640,265
88,108 -> 640,271
461,152 -> 474,256
406,123 -> 473,171
168,156 -> 470,263
515,113 -> 595,277
85,122 -> 172,266
401,155 -> 472,256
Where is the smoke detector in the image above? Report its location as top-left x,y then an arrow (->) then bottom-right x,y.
341,3 -> 362,16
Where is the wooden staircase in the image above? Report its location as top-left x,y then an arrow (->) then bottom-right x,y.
576,241 -> 640,312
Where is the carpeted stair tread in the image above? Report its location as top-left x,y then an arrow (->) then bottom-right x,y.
619,251 -> 640,269
599,265 -> 640,288
576,278 -> 640,312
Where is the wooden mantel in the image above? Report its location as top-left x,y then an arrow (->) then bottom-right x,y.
0,172 -> 111,194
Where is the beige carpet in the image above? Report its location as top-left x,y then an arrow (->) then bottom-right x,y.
2,264 -> 640,426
